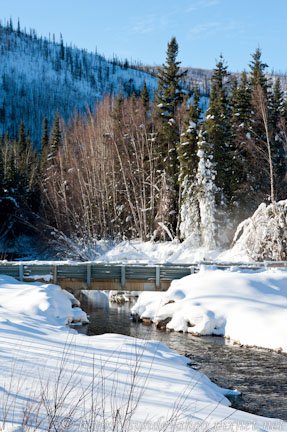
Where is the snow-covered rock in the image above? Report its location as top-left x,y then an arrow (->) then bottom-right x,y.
131,267 -> 287,351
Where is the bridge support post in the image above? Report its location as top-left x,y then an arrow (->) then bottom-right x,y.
121,265 -> 126,288
53,265 -> 57,284
19,264 -> 24,282
190,266 -> 195,274
86,263 -> 91,288
156,266 -> 160,288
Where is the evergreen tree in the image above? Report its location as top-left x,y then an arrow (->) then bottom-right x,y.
156,37 -> 186,174
41,117 -> 49,150
178,88 -> 201,182
196,129 -> 217,249
59,33 -> 65,61
0,140 -> 4,191
18,121 -> 27,154
177,87 -> 201,241
229,71 -> 255,213
40,117 -> 49,173
154,37 -> 186,239
249,49 -> 275,202
49,113 -> 61,162
270,78 -> 283,130
231,72 -> 252,127
141,80 -> 150,112
204,56 -> 232,205
270,78 -> 287,199
249,48 -> 268,93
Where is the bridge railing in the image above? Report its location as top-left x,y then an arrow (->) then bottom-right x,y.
0,262 -> 196,287
0,261 -> 286,290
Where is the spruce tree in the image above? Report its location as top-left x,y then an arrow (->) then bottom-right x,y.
41,117 -> 49,150
154,37 -> 186,239
270,78 -> 287,199
59,34 -> 65,61
177,87 -> 201,241
49,113 -> 61,162
270,78 -> 283,130
40,117 -> 49,173
229,71 -> 255,214
205,56 -> 231,204
141,80 -> 150,112
18,121 -> 27,154
249,48 -> 268,93
0,140 -> 4,191
196,128 -> 217,249
249,49 -> 274,202
199,55 -> 236,245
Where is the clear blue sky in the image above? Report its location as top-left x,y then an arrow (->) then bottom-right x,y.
1,0 -> 286,72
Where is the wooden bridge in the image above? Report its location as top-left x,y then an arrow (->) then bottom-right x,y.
0,260 -> 284,292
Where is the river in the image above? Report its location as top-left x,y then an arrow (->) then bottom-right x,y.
74,292 -> 287,421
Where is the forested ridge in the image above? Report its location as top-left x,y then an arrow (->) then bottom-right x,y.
1,21 -> 287,259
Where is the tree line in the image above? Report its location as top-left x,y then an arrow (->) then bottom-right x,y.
1,37 -> 287,257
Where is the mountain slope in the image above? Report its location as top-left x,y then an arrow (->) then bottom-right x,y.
0,23 -> 157,146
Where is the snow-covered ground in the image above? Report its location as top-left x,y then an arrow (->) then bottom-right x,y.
132,267 -> 287,352
0,275 -> 285,431
88,238 -> 252,264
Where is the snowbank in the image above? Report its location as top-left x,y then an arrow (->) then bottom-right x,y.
92,238 -> 244,264
0,275 -> 89,327
0,276 -> 285,430
132,267 -> 287,351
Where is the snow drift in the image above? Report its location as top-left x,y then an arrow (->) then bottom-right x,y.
131,267 -> 287,351
0,275 -> 89,327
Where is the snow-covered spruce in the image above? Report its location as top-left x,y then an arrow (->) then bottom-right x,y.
231,200 -> 287,261
179,177 -> 201,246
131,267 -> 287,351
196,129 -> 218,249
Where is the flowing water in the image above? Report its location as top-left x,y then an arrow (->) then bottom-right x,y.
74,292 -> 287,421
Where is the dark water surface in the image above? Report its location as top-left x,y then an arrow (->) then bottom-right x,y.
75,293 -> 287,421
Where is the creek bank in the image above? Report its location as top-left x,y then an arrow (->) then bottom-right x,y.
78,296 -> 287,422
131,268 -> 287,352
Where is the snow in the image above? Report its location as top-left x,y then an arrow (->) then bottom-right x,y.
0,275 -> 88,326
179,181 -> 201,246
189,129 -> 218,250
1,237 -> 254,265
91,239 -> 227,264
0,26 -> 157,145
0,275 -> 285,431
229,200 -> 287,261
131,267 -> 287,352
27,274 -> 53,282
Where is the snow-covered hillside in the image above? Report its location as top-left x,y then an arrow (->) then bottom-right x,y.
0,23 -> 156,145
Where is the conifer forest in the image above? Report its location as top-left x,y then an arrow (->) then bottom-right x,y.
1,20 -> 287,259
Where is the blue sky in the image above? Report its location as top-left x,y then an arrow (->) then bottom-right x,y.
1,0 -> 286,72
